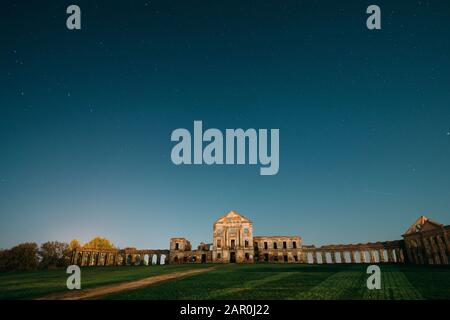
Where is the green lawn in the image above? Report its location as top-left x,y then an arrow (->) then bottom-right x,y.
103,264 -> 450,300
0,264 -> 210,300
1,264 -> 449,300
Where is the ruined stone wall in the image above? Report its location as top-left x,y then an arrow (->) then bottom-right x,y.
301,240 -> 405,264
71,248 -> 170,266
253,236 -> 302,263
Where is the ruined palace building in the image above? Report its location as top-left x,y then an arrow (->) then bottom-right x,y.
71,210 -> 450,266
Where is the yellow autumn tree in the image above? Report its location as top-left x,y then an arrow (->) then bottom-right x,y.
69,239 -> 81,251
83,237 -> 115,250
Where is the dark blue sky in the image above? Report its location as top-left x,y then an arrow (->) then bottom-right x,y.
1,0 -> 449,249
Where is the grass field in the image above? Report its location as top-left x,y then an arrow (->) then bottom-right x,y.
1,264 -> 449,300
0,264 -> 210,300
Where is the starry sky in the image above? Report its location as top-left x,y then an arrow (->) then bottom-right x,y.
1,0 -> 450,249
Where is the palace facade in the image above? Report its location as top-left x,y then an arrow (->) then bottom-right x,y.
170,210 -> 302,264
71,210 -> 450,266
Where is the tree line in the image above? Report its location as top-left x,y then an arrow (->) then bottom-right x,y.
0,237 -> 115,272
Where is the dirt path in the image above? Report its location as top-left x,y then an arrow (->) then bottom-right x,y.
37,266 -> 216,300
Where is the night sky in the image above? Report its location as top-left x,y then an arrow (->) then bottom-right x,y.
1,0 -> 450,249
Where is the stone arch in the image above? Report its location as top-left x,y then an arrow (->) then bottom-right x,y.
335,252 -> 342,263
143,254 -> 150,266
344,251 -> 351,263
160,254 -> 167,265
134,254 -> 141,266
354,251 -> 361,263
316,252 -> 323,264
126,254 -> 132,265
152,254 -> 158,265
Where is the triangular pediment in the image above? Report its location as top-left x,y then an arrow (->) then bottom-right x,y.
214,210 -> 251,224
403,216 -> 443,235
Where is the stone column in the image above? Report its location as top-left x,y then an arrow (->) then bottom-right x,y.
156,254 -> 161,265
394,248 -> 401,263
80,252 -> 86,266
443,230 -> 450,255
413,241 -> 424,265
387,249 -> 395,263
321,252 -> 327,264
331,251 -> 337,264
428,237 -> 441,265
404,243 -> 414,264
378,249 -> 386,263
421,237 -> 433,265
360,251 -> 366,263
369,250 -> 376,263
399,248 -> 405,263
411,246 -> 420,265
313,252 -> 318,264
351,251 -> 356,263
339,251 -> 346,263
436,236 -> 449,265
301,252 -> 308,264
